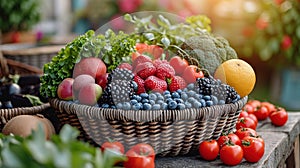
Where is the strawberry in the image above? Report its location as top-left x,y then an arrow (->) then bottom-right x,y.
134,75 -> 146,94
135,62 -> 156,79
169,56 -> 189,75
144,76 -> 167,93
152,59 -> 168,68
155,63 -> 175,80
132,55 -> 152,70
118,63 -> 132,70
168,76 -> 187,92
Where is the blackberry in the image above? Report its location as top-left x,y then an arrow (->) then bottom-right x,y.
107,68 -> 134,82
196,77 -> 240,104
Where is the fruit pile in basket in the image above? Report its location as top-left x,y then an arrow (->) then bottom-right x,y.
41,13 -> 256,110
0,75 -> 45,109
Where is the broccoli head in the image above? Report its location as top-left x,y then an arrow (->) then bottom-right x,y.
180,33 -> 238,75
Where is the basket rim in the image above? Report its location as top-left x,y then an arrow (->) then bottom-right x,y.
1,45 -> 64,56
0,103 -> 50,116
49,96 -> 248,122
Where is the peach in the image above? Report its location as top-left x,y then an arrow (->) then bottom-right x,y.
73,74 -> 95,99
78,83 -> 102,106
73,57 -> 107,79
57,78 -> 74,100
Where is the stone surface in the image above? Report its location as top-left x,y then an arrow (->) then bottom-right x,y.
155,112 -> 300,168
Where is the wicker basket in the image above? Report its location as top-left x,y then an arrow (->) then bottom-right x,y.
0,50 -> 51,132
1,43 -> 63,69
49,96 -> 247,156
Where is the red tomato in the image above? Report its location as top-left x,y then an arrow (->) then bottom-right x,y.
220,144 -> 244,166
235,128 -> 257,141
124,143 -> 155,168
101,141 -> 125,154
198,140 -> 220,161
239,110 -> 249,118
248,113 -> 258,126
247,100 -> 261,110
255,106 -> 269,121
242,136 -> 265,162
182,65 -> 204,84
217,133 -> 241,148
169,56 -> 189,75
261,101 -> 276,114
236,116 -> 257,130
269,107 -> 288,126
242,104 -> 255,115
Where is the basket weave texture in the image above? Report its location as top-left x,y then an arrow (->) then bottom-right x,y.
50,96 -> 247,156
1,44 -> 63,69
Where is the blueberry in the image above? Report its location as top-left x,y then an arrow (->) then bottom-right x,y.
134,95 -> 142,102
161,103 -> 168,110
181,93 -> 188,100
149,100 -> 156,105
123,102 -> 131,110
218,100 -> 226,105
203,95 -> 211,101
132,81 -> 138,91
164,90 -> 170,95
198,94 -> 203,99
187,90 -> 196,97
187,83 -> 195,90
111,105 -> 116,109
157,100 -> 165,105
174,98 -> 184,104
143,103 -> 152,110
140,93 -> 149,99
164,94 -> 172,99
193,101 -> 202,108
172,92 -> 180,98
166,97 -> 173,103
142,99 -> 149,104
130,99 -> 138,105
133,103 -> 142,110
187,97 -> 196,103
184,101 -> 192,108
149,93 -> 157,101
101,104 -> 110,108
152,104 -> 161,110
200,99 -> 206,107
176,89 -> 182,94
211,95 -> 218,105
168,100 -> 177,110
206,100 -> 213,107
183,88 -> 188,92
157,95 -> 164,101
116,103 -> 123,109
177,103 -> 186,110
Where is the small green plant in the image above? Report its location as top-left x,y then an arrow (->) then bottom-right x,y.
0,0 -> 41,33
241,0 -> 300,68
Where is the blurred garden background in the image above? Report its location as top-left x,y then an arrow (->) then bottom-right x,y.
1,0 -> 300,110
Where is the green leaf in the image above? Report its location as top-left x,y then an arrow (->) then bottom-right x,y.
59,125 -> 79,143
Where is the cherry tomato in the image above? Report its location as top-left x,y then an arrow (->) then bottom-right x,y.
235,128 -> 257,140
220,143 -> 244,166
239,110 -> 249,118
242,136 -> 265,162
236,116 -> 257,130
247,100 -> 261,108
255,106 -> 269,120
261,101 -> 276,114
242,104 -> 255,115
248,113 -> 258,126
124,143 -> 155,168
218,133 -> 242,148
269,107 -> 288,126
243,135 -> 265,148
198,140 -> 220,161
101,141 -> 125,154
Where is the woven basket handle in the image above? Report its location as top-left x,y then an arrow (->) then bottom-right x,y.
0,51 -> 9,78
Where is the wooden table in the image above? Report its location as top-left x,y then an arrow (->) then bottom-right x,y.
155,112 -> 300,168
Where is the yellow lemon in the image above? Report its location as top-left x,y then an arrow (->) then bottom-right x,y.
214,59 -> 256,98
